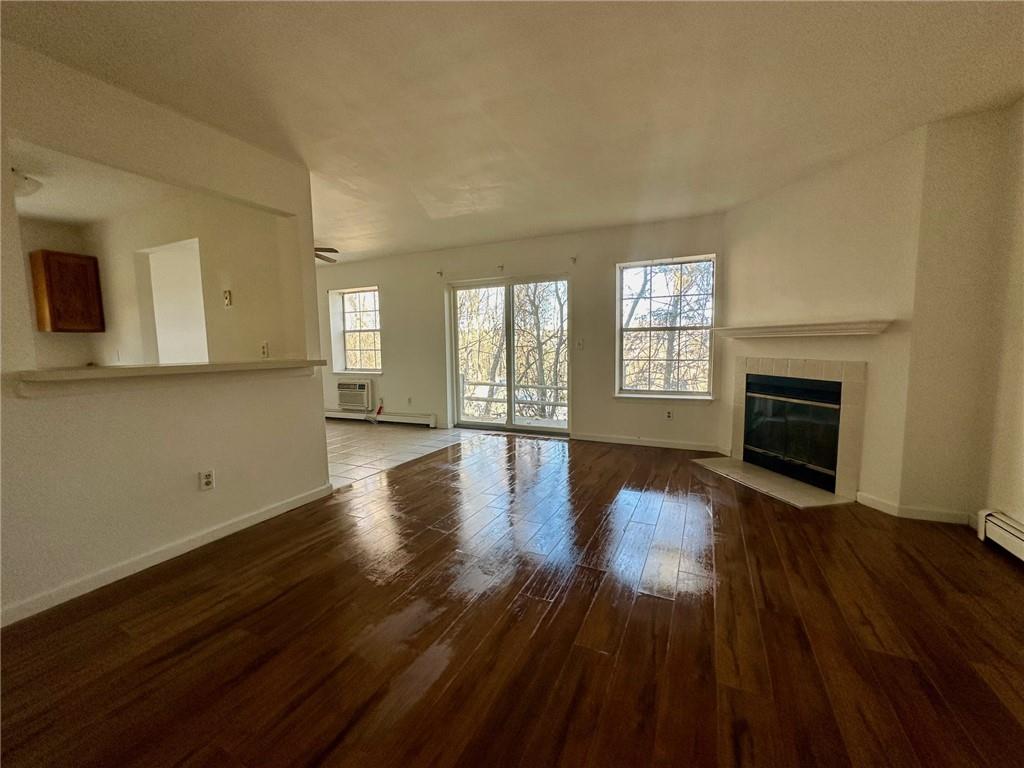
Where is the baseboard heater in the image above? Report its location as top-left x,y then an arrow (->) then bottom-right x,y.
325,409 -> 437,428
977,509 -> 1024,563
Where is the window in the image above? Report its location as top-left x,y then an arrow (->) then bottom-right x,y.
616,255 -> 715,397
329,287 -> 381,372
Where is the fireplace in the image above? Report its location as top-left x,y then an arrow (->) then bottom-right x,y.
743,373 -> 841,492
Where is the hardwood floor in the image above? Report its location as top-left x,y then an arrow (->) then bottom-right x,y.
3,433 -> 1023,767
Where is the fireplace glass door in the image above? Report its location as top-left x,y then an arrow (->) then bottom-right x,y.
743,374 -> 841,491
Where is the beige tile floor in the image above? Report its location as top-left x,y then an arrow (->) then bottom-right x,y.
325,418 -> 479,488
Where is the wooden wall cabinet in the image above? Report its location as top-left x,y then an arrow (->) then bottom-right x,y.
29,250 -> 106,333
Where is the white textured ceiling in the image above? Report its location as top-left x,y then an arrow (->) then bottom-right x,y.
3,2 -> 1022,260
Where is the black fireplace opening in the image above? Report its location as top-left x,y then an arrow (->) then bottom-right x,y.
743,374 -> 841,492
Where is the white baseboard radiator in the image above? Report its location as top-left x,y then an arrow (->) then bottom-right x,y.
977,510 -> 1024,563
326,409 -> 437,428
328,378 -> 436,427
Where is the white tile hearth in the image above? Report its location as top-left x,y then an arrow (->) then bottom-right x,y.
694,456 -> 850,508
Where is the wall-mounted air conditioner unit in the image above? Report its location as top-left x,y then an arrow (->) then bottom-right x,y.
337,379 -> 371,412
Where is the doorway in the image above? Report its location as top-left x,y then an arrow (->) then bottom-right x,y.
146,238 -> 209,364
453,278 -> 569,432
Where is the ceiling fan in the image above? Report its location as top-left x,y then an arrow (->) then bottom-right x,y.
314,246 -> 339,264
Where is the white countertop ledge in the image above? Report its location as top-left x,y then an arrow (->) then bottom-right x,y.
16,359 -> 327,382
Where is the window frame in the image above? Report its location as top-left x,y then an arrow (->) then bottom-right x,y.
329,286 -> 382,374
614,253 -> 716,400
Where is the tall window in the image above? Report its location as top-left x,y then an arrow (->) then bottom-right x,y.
616,255 -> 715,397
329,287 -> 381,372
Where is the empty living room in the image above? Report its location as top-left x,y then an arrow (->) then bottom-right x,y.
2,2 -> 1023,766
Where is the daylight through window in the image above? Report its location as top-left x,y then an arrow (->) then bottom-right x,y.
330,287 -> 381,372
617,256 -> 714,396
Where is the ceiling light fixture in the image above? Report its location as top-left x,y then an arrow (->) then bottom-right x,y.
10,168 -> 42,198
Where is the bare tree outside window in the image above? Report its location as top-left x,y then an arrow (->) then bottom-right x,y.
456,286 -> 507,423
329,287 -> 382,372
455,280 -> 569,429
513,280 -> 568,427
618,257 -> 714,395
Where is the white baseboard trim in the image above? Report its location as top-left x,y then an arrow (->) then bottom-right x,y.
856,491 -> 967,525
855,491 -> 899,516
897,504 -> 969,525
1,482 -> 334,627
325,409 -> 436,428
570,431 -> 723,454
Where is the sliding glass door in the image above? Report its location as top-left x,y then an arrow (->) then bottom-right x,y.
454,285 -> 508,425
454,279 -> 569,432
512,280 -> 569,428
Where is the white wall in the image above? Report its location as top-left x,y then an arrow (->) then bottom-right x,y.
148,239 -> 210,364
81,189 -> 303,366
984,100 -> 1024,525
19,184 -> 306,371
318,214 -> 726,449
1,43 -> 329,623
718,129 -> 926,509
898,106 -> 1021,520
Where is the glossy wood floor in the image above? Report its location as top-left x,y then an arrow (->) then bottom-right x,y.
4,434 -> 1024,768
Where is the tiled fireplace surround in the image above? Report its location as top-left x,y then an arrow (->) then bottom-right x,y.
731,356 -> 866,500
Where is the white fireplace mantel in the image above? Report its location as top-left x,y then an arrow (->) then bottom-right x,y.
714,320 -> 891,339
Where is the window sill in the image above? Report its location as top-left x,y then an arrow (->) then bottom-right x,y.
332,370 -> 383,376
615,392 -> 714,402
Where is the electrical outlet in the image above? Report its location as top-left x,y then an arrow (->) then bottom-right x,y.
223,290 -> 233,308
665,409 -> 674,421
260,341 -> 270,359
198,470 -> 215,490
407,396 -> 413,406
